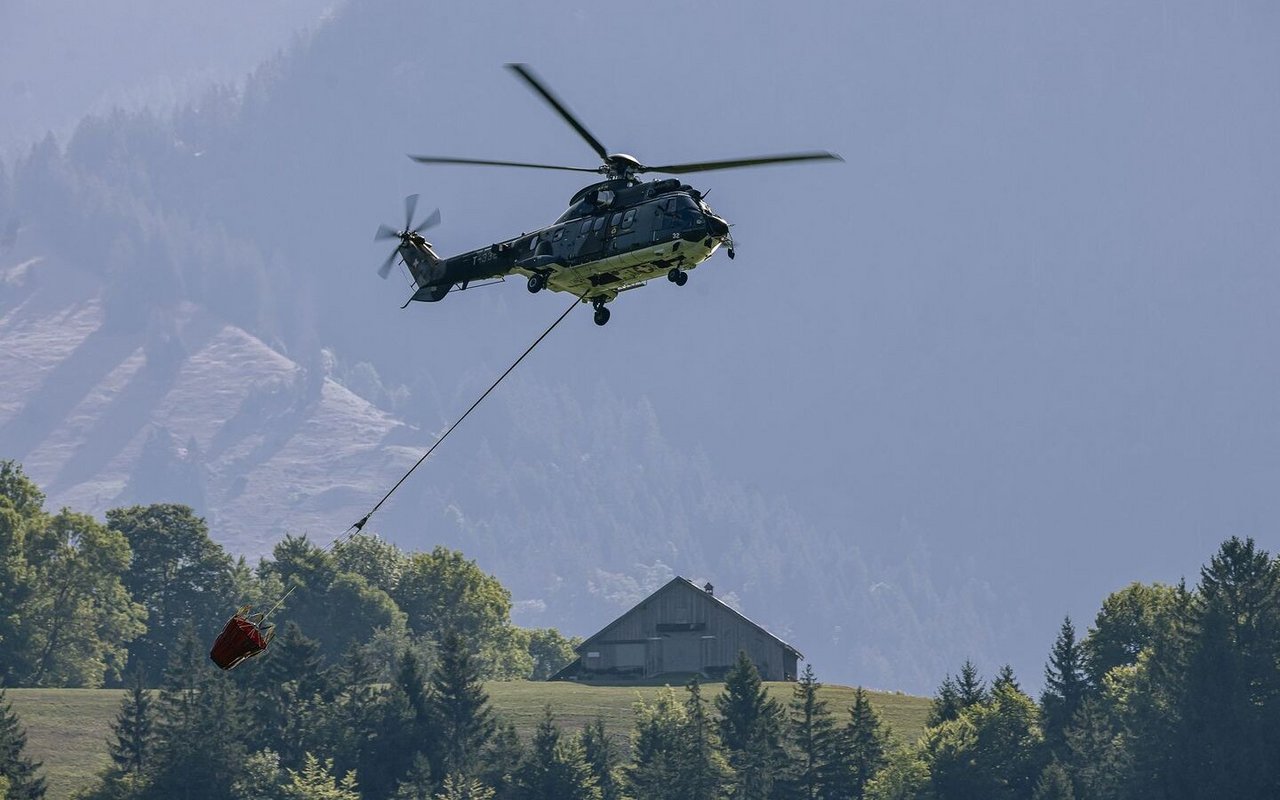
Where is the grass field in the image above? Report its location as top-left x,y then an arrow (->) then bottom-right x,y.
8,682 -> 929,800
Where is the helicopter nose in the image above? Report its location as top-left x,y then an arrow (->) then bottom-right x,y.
706,215 -> 730,237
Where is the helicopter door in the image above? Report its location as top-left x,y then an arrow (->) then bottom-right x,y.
577,214 -> 608,261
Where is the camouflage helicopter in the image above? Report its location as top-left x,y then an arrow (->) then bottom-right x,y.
376,64 -> 840,326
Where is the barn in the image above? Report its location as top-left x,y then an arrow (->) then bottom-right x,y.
551,577 -> 802,682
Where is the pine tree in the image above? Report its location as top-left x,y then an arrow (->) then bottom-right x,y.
145,626 -> 246,800
430,630 -> 496,779
973,680 -> 1044,799
0,687 -> 44,800
957,660 -> 987,707
318,643 -> 378,779
108,671 -> 154,777
250,622 -> 325,757
716,652 -> 786,800
1169,537 -> 1280,799
231,749 -> 284,800
1064,699 -> 1129,800
929,661 -> 987,727
434,774 -> 496,800
391,754 -> 434,800
360,648 -> 435,800
282,753 -> 359,800
837,688 -> 889,800
578,718 -> 623,800
681,678 -> 731,800
477,721 -> 523,800
786,665 -> 838,800
988,660 -> 1018,691
1041,617 -> 1088,756
926,675 -> 961,726
1031,760 -> 1075,800
516,709 -> 600,800
1124,580 -> 1193,796
627,688 -> 688,800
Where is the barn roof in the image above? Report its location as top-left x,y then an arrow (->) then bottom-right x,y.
577,576 -> 803,659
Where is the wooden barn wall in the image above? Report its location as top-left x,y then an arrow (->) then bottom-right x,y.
581,581 -> 794,680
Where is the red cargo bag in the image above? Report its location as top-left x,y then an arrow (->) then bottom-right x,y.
209,606 -> 276,670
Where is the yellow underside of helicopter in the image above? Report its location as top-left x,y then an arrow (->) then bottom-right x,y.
523,236 -> 723,302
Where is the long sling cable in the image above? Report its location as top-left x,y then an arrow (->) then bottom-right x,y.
257,291 -> 587,623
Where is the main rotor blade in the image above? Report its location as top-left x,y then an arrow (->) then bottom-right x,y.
412,208 -> 441,234
403,194 -> 420,232
409,154 -> 600,173
641,151 -> 844,175
506,63 -> 610,162
375,224 -> 401,241
377,249 -> 398,279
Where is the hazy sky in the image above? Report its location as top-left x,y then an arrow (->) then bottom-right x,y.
0,0 -> 337,153
5,0 -> 1279,686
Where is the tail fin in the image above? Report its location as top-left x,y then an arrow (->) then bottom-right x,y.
404,242 -> 452,302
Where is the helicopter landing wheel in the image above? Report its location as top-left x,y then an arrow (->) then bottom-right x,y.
593,306 -> 611,326
527,273 -> 547,293
668,268 -> 688,286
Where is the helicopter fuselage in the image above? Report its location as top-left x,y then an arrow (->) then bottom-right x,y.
398,177 -> 732,308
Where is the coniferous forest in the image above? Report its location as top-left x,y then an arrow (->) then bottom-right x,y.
3,458 -> 1280,800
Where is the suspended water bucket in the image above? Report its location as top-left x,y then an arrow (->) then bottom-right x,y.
209,606 -> 276,670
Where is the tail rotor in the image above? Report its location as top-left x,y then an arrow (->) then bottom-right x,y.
374,194 -> 441,279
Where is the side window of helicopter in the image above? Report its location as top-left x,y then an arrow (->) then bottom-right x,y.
580,219 -> 593,235
592,216 -> 606,232
552,228 -> 564,242
622,209 -> 636,229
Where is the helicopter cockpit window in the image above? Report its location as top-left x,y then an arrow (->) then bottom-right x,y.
622,209 -> 636,229
671,195 -> 702,225
557,198 -> 594,223
580,219 -> 593,235
610,213 -> 623,227
552,228 -> 564,241
592,216 -> 606,232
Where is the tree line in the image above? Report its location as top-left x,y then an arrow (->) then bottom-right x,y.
5,453 -> 1280,799
863,534 -> 1280,800
2,628 -> 898,800
0,459 -> 578,690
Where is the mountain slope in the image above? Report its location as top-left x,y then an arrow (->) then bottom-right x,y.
0,252 -> 421,556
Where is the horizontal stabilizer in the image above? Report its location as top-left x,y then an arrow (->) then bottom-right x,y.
409,283 -> 451,303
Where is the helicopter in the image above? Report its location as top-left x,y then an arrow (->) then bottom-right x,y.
375,64 -> 841,326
